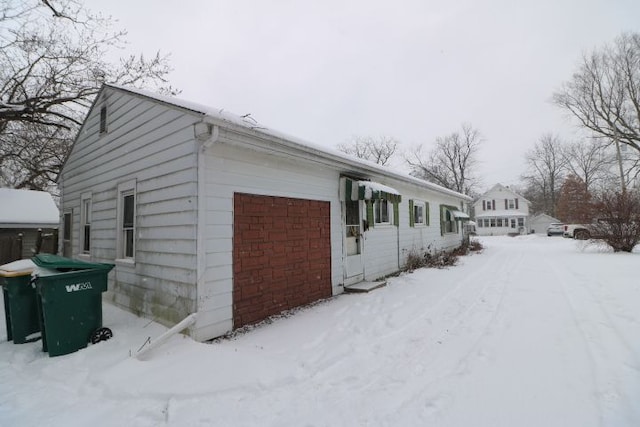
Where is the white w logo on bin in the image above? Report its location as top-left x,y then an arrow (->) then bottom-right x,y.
65,282 -> 93,292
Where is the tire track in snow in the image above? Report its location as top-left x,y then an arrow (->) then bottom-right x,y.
306,246 -> 512,391
292,241 -> 525,424
384,241 -> 525,422
547,257 -> 640,427
571,270 -> 640,364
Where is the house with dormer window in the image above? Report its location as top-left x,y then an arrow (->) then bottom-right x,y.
473,184 -> 530,236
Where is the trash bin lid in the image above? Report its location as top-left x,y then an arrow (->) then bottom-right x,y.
0,259 -> 36,278
32,253 -> 114,272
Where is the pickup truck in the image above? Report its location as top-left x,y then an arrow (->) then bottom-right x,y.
563,223 -> 608,240
563,224 -> 593,239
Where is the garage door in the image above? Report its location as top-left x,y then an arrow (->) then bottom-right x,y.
233,193 -> 332,328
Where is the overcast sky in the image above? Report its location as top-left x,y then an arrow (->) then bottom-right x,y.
86,0 -> 640,193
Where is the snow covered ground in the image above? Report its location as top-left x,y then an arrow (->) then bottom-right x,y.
1,235 -> 639,426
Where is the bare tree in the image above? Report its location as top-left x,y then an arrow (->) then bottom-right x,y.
553,32 -> 640,154
406,123 -> 482,195
0,0 -> 177,190
521,134 -> 567,217
0,124 -> 70,189
337,135 -> 398,166
561,139 -> 616,193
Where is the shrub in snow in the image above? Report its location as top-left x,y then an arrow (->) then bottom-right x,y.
590,191 -> 640,253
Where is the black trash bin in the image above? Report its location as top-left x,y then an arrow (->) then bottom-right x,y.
0,259 -> 40,343
31,254 -> 114,357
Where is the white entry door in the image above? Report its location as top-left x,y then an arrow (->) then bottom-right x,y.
344,199 -> 364,283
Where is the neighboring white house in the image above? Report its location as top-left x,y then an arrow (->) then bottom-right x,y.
529,213 -> 561,235
59,84 -> 472,341
0,188 -> 59,263
473,184 -> 530,236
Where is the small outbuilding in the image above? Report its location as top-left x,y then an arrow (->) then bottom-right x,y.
59,84 -> 472,341
529,213 -> 561,235
0,188 -> 59,264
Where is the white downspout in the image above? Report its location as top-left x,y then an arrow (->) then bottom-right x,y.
195,123 -> 219,340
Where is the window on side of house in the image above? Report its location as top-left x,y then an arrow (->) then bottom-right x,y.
518,217 -> 524,227
63,212 -> 72,242
63,211 -> 72,257
99,105 -> 108,134
414,203 -> 424,225
411,200 -> 427,226
80,193 -> 92,254
442,208 -> 457,234
374,199 -> 390,224
117,180 -> 136,261
508,199 -> 515,209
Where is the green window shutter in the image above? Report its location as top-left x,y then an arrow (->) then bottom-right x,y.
366,200 -> 374,228
393,201 -> 399,226
409,200 -> 414,227
425,202 -> 430,226
439,204 -> 445,236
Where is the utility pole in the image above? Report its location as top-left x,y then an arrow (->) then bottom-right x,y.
613,126 -> 626,195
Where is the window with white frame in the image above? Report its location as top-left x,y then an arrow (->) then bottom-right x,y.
410,200 -> 429,227
117,181 -> 136,260
374,199 -> 390,224
413,202 -> 424,225
80,193 -> 92,254
442,208 -> 457,233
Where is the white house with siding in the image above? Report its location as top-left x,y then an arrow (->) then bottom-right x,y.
474,184 -> 530,236
59,84 -> 472,341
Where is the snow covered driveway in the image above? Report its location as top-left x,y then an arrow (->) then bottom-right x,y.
1,236 -> 639,426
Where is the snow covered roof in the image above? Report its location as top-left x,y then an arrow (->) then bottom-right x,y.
104,84 -> 472,202
0,188 -> 59,228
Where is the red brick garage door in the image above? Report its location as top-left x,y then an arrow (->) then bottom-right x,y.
233,193 -> 332,328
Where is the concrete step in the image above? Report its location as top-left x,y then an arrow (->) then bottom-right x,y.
344,280 -> 387,293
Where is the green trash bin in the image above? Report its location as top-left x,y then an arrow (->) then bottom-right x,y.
0,259 -> 40,344
31,254 -> 114,357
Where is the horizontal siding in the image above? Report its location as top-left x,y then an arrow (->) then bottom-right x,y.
61,89 -> 201,328
362,225 -> 399,280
